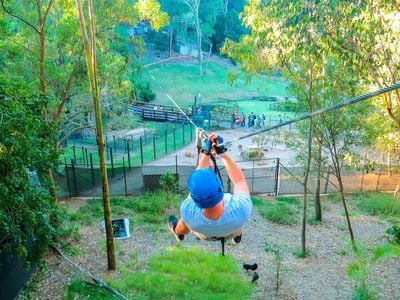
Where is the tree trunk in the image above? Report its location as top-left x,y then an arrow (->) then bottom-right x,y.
77,0 -> 116,270
196,22 -> 202,75
337,169 -> 356,249
39,31 -> 46,93
302,119 -> 313,256
314,141 -> 322,221
204,43 -> 212,75
169,29 -> 173,58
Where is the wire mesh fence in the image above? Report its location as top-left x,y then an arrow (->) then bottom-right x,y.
54,154 -> 399,198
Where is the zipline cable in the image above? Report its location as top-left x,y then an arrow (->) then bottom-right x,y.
51,245 -> 127,299
235,82 -> 400,141
144,63 -> 400,141
147,72 -> 199,129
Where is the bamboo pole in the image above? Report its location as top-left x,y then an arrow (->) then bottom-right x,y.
76,0 -> 116,270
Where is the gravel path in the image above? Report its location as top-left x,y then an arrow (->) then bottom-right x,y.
24,196 -> 399,300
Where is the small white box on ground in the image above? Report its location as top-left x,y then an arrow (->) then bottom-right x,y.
101,218 -> 130,239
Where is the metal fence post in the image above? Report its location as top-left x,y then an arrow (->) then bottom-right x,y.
71,158 -> 78,197
64,158 -> 72,197
375,167 -> 381,191
72,146 -> 77,165
182,123 -> 185,145
90,153 -> 95,187
153,134 -> 156,160
190,124 -> 193,141
81,146 -> 85,165
127,140 -> 131,170
164,129 -> 168,154
113,135 -> 116,153
274,158 -> 280,196
175,155 -> 178,177
109,147 -> 115,178
140,137 -> 144,165
85,148 -> 89,166
173,128 -> 176,150
123,157 -> 128,196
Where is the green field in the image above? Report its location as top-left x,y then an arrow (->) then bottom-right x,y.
141,59 -> 288,108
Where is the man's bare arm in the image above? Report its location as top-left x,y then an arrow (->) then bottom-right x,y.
220,152 -> 250,196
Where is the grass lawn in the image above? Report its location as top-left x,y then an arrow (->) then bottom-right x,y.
66,247 -> 252,300
141,60 -> 288,108
63,191 -> 252,299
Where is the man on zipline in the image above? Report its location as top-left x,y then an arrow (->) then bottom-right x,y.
168,133 -> 253,243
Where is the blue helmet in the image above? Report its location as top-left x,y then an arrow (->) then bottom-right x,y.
187,168 -> 224,208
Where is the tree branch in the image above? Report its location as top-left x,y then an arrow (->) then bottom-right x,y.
58,126 -> 95,147
0,0 -> 39,33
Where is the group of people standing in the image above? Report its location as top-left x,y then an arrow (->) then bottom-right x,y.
231,112 -> 266,129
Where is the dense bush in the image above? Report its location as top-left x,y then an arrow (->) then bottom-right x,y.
0,77 -> 62,268
252,197 -> 299,225
135,82 -> 156,102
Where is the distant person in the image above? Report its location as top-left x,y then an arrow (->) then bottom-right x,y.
278,115 -> 282,124
241,112 -> 246,127
261,113 -> 266,128
255,116 -> 261,129
196,91 -> 202,105
231,112 -> 236,129
250,112 -> 256,128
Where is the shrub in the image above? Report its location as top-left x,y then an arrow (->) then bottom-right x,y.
136,82 -> 156,102
0,77 -> 64,268
253,197 -> 299,225
356,192 -> 400,220
159,171 -> 179,193
347,243 -> 400,300
386,225 -> 400,245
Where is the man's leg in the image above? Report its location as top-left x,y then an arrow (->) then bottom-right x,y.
168,216 -> 190,241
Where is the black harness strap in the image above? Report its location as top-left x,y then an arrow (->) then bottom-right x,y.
219,238 -> 225,256
210,153 -> 224,189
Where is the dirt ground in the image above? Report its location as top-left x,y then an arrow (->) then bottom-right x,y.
24,196 -> 399,300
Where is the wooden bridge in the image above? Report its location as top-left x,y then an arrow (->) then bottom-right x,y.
128,101 -> 193,122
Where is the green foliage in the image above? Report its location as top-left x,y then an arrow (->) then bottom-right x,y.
252,197 -> 299,225
355,192 -> 400,222
135,82 -> 156,102
65,279 -> 114,299
276,196 -> 300,205
386,226 -> 400,245
0,76 -> 65,267
292,248 -> 310,258
159,171 -> 179,193
264,241 -> 286,296
66,247 -> 252,299
347,243 -> 400,300
69,192 -> 181,227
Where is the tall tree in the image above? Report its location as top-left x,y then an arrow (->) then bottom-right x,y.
182,0 -> 202,74
326,1 -> 400,129
0,76 -> 61,267
1,0 -> 58,201
76,0 -> 116,270
1,0 -> 168,201
223,0 -> 361,253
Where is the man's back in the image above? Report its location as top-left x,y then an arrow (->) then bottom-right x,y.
181,193 -> 252,238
